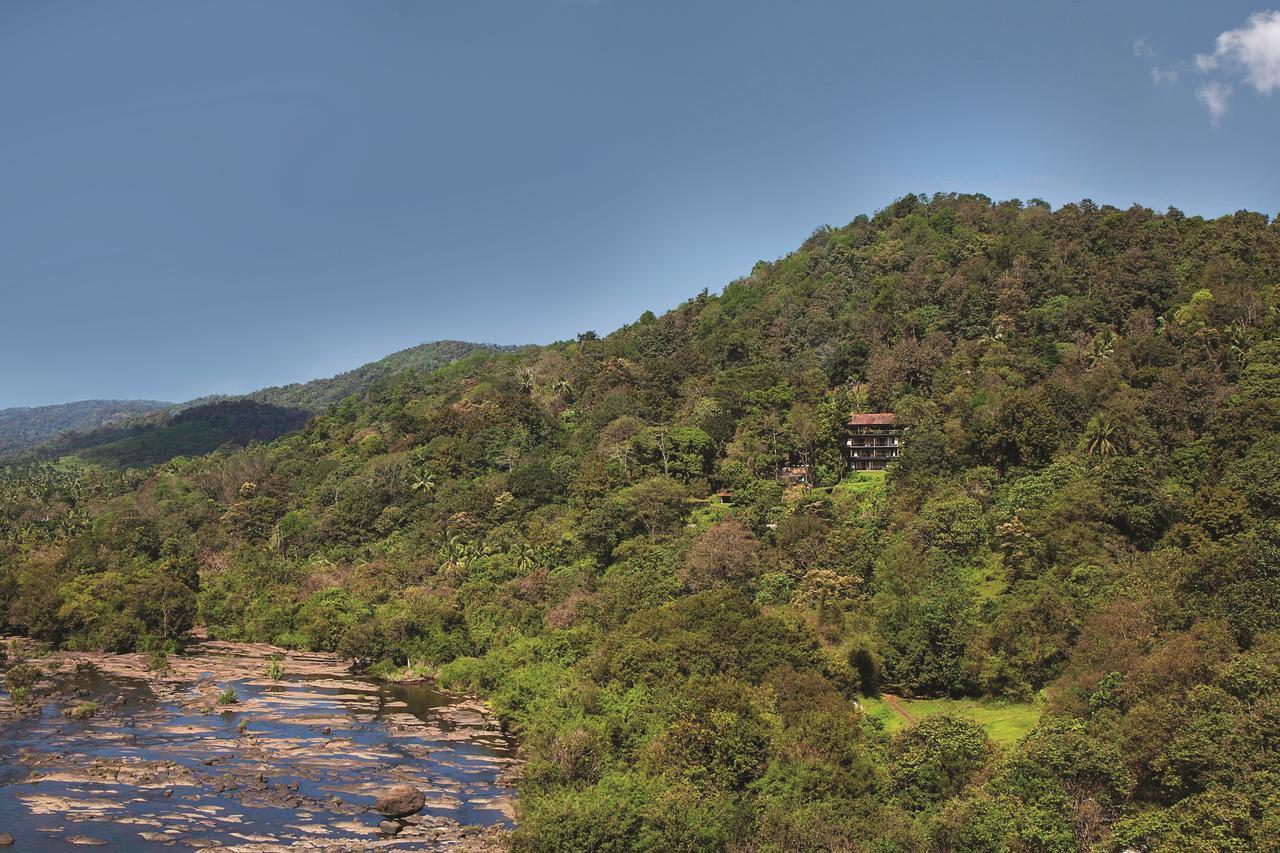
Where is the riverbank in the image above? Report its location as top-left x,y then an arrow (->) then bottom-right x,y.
0,639 -> 519,850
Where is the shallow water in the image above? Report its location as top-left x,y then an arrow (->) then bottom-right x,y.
0,645 -> 516,850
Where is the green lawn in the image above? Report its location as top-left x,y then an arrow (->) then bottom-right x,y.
686,499 -> 731,530
859,695 -> 1043,746
829,470 -> 887,498
966,553 -> 1008,602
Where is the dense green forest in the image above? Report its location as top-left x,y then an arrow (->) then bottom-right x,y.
11,340 -> 504,468
180,339 -> 514,414
3,194 -> 1279,850
0,399 -> 172,456
32,400 -> 313,468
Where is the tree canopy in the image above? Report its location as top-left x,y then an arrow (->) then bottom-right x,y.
3,194 -> 1279,849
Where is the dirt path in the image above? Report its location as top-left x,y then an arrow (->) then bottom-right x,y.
881,693 -> 917,724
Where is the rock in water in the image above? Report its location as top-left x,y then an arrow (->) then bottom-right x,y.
0,833 -> 13,847
378,819 -> 403,836
374,784 -> 425,818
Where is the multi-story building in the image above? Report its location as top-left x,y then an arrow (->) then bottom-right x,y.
846,413 -> 903,471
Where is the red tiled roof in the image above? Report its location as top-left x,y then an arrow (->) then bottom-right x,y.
848,412 -> 897,426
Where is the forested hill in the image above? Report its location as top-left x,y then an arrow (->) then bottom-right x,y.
0,399 -> 172,456
32,399 -> 314,469
3,194 -> 1280,850
180,339 -> 517,414
10,340 -> 509,467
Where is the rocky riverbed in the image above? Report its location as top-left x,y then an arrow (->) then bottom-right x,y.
0,640 -> 519,850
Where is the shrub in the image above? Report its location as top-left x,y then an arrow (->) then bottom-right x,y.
4,662 -> 41,695
754,571 -> 797,606
295,588 -> 370,653
888,714 -> 995,812
63,701 -> 98,720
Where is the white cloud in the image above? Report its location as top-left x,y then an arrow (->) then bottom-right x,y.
1197,81 -> 1232,123
1195,10 -> 1280,93
1195,52 -> 1219,72
1133,36 -> 1179,85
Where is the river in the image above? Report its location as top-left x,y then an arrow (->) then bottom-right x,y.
0,640 -> 517,850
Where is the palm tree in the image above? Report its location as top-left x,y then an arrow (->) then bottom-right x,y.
464,541 -> 496,561
1225,321 -> 1252,365
1083,413 -> 1121,458
1086,328 -> 1117,370
436,535 -> 469,575
511,543 -> 540,571
409,469 -> 436,495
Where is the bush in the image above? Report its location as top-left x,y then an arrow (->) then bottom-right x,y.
512,771 -> 660,851
888,714 -> 995,812
63,701 -> 98,720
754,572 -> 796,606
295,587 -> 370,653
4,662 -> 41,694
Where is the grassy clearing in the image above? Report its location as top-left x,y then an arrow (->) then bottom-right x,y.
686,499 -> 731,531
860,695 -> 1043,746
965,553 -> 1008,602
827,470 -> 887,498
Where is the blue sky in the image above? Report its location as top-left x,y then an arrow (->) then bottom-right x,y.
2,1 -> 1277,407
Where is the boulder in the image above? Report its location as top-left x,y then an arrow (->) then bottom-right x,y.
373,784 -> 425,818
0,833 -> 13,847
378,819 -> 403,836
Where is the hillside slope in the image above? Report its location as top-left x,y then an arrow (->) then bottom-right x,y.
3,195 -> 1279,850
0,399 -> 172,456
34,399 -> 313,468
18,340 -> 509,467
181,339 -> 518,414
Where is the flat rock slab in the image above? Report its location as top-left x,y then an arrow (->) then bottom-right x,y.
0,639 -> 517,851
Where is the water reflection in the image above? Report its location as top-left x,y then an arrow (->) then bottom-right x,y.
0,650 -> 516,850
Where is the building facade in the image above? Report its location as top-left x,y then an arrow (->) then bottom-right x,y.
846,412 -> 903,471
